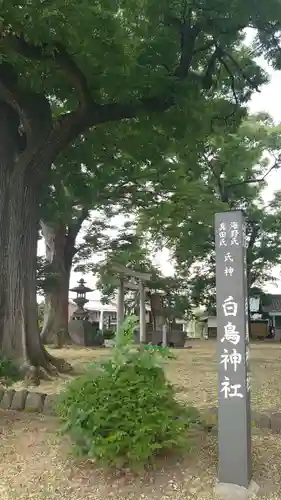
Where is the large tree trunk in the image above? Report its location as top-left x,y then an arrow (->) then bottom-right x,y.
0,102 -> 71,382
0,102 -> 28,359
41,221 -> 74,347
0,102 -> 15,350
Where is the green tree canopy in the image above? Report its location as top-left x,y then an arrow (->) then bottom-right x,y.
137,115 -> 281,310
2,0 -> 281,376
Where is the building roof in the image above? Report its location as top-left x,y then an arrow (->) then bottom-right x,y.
261,294 -> 281,313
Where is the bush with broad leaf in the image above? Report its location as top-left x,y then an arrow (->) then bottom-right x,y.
57,316 -> 202,468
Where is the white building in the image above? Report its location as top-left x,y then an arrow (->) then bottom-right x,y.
69,298 -> 187,332
69,298 -> 117,330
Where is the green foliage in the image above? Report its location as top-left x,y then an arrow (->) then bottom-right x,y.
3,0 -> 277,111
144,343 -> 175,360
37,302 -> 45,330
58,316 -> 201,468
81,226 -> 190,322
36,256 -> 60,295
137,115 -> 281,309
0,357 -> 21,386
114,314 -> 139,348
19,0 -> 281,314
102,329 -> 115,340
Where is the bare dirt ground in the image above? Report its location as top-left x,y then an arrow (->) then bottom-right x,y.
3,341 -> 281,499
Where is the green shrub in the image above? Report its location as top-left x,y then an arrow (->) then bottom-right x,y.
57,316 -> 202,469
143,343 -> 175,359
0,356 -> 21,385
103,329 -> 115,340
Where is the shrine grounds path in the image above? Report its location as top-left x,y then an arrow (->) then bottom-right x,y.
12,340 -> 281,412
1,341 -> 281,499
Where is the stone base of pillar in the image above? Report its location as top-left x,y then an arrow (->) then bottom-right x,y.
214,481 -> 259,500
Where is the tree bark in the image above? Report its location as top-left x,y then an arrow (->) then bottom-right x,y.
0,102 -> 16,350
0,101 -> 71,381
41,221 -> 74,347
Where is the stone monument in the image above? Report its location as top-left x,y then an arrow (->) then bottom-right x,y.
214,210 -> 259,499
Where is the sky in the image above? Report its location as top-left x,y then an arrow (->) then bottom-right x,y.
249,62 -> 281,292
38,55 -> 281,303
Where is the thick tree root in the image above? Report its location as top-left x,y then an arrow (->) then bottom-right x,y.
22,365 -> 41,387
20,349 -> 72,386
38,367 -> 55,381
45,349 -> 73,374
23,367 -> 56,386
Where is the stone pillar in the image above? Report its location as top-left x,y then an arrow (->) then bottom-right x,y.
139,281 -> 146,343
117,278 -> 125,330
99,309 -> 104,332
214,210 -> 258,499
162,323 -> 167,346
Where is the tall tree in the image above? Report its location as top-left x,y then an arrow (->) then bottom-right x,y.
138,115 -> 281,310
1,1 -> 281,377
39,117 -> 183,346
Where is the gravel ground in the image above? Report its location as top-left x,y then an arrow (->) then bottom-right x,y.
4,341 -> 281,499
12,341 -> 281,413
0,411 -> 281,500
163,341 -> 281,412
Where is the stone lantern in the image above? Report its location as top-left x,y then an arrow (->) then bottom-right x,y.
70,278 -> 92,320
68,279 -> 103,347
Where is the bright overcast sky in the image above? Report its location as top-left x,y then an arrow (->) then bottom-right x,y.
249,61 -> 281,292
39,52 -> 281,301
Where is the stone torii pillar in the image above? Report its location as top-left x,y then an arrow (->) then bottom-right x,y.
117,277 -> 125,330
99,309 -> 104,332
113,265 -> 151,343
139,280 -> 146,343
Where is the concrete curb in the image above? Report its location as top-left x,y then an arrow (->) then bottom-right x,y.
204,407 -> 281,434
1,387 -> 281,435
0,386 -> 59,415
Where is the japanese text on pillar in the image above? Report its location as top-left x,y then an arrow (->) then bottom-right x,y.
218,220 -> 249,399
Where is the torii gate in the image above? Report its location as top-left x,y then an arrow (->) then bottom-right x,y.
112,264 -> 151,343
